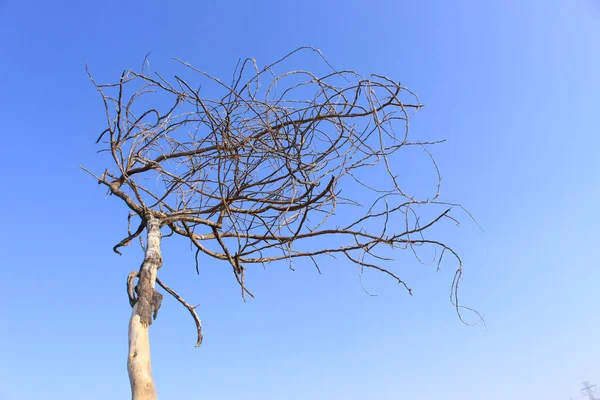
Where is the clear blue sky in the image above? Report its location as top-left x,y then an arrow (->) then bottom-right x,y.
1,1 -> 599,399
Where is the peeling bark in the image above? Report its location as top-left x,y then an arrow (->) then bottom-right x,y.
128,216 -> 163,400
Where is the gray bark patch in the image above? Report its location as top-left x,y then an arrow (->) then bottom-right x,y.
135,281 -> 163,326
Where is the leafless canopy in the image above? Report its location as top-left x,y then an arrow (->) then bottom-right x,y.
86,47 -> 478,344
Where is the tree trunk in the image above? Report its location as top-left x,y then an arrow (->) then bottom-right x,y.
128,216 -> 163,400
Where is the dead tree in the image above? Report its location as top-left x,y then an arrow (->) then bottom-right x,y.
85,47 -> 474,400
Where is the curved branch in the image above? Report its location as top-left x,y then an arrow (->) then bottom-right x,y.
156,277 -> 204,347
114,218 -> 146,255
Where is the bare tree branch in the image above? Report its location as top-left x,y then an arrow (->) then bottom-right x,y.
156,277 -> 204,347
88,47 -> 480,345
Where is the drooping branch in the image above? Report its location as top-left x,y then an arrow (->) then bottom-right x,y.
156,278 -> 203,347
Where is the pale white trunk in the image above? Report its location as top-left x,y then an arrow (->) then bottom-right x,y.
127,217 -> 162,400
128,307 -> 157,400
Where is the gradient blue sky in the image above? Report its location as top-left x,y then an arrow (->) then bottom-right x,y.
1,1 -> 599,399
